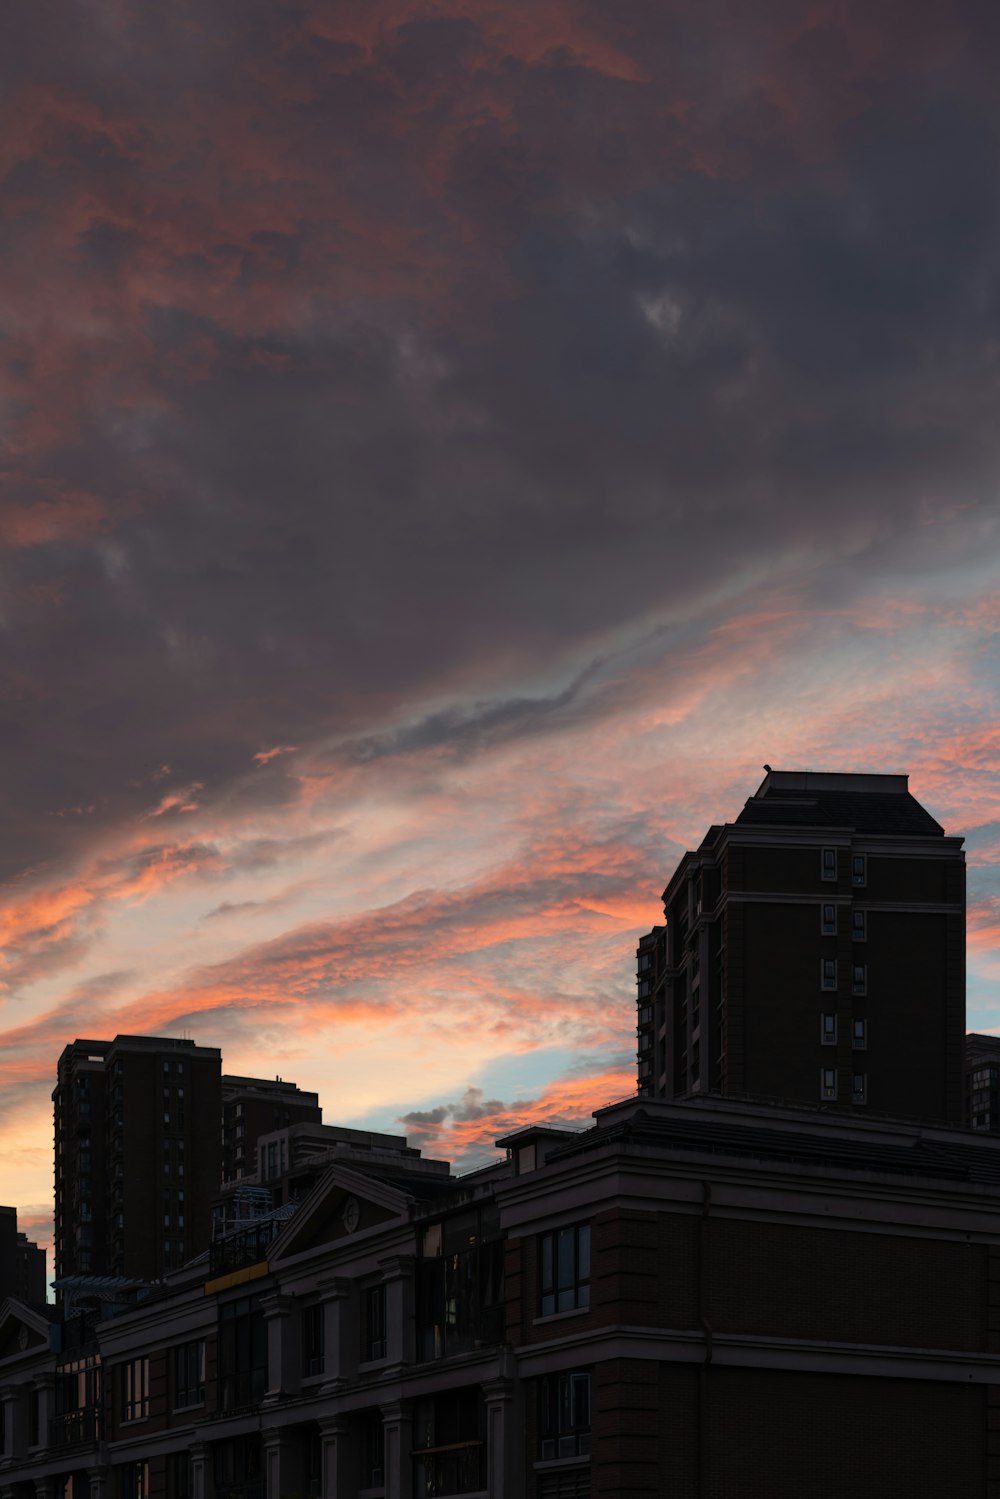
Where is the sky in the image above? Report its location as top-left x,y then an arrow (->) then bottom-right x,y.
2,0 -> 1000,1267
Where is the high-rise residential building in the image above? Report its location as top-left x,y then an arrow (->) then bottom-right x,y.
0,1207 -> 46,1305
53,1036 -> 222,1283
637,770 -> 966,1123
966,1033 -> 1000,1132
220,1074 -> 321,1184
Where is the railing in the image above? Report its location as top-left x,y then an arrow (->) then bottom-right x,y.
50,1408 -> 101,1448
209,1218 -> 281,1276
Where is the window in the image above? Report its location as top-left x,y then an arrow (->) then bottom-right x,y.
853,1018 -> 868,1050
821,1068 -> 837,1100
638,1005 -> 653,1026
218,1297 -> 267,1412
416,1207 -> 505,1360
852,964 -> 867,995
820,1013 -> 837,1046
413,1389 -> 485,1497
174,1339 -> 205,1408
540,1223 -> 591,1316
821,848 -> 837,881
820,903 -> 837,935
853,1072 -> 867,1104
539,1370 -> 591,1460
821,958 -> 837,991
852,909 -> 867,941
170,1453 -> 193,1499
303,1303 -> 325,1377
121,1357 -> 149,1421
852,853 -> 867,886
360,1408 -> 384,1490
120,1462 -> 149,1499
364,1284 -> 387,1362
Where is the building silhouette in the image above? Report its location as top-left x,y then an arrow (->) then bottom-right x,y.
637,770 -> 966,1122
53,1036 -> 223,1283
0,1209 -> 45,1307
220,1074 -> 322,1185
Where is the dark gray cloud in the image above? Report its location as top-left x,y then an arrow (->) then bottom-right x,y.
1,0 -> 999,889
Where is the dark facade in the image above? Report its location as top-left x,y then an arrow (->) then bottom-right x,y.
7,1094 -> 1000,1499
220,1075 -> 321,1185
53,1037 -> 223,1284
638,770 -> 966,1123
0,1211 -> 45,1308
966,1033 -> 1000,1132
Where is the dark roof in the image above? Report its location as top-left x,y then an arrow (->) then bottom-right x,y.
551,1110 -> 1000,1187
735,788 -> 943,836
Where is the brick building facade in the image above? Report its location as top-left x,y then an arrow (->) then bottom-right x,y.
6,1093 -> 1000,1498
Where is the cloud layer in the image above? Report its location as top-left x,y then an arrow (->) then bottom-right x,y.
2,1 -> 1000,1263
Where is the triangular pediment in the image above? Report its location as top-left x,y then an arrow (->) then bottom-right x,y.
269,1164 -> 414,1262
0,1297 -> 52,1362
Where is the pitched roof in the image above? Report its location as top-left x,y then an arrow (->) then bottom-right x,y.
736,787 -> 944,835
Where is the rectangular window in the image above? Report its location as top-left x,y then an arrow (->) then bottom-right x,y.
820,1013 -> 837,1046
853,1018 -> 868,1050
303,1303 -> 325,1377
821,958 -> 837,991
539,1370 -> 591,1461
364,1284 -> 387,1362
174,1339 -> 206,1408
820,903 -> 837,935
540,1223 -> 591,1317
821,1068 -> 837,1100
852,909 -> 867,940
413,1389 -> 485,1497
360,1408 -> 385,1490
120,1462 -> 149,1499
218,1297 -> 267,1412
852,964 -> 867,995
821,848 -> 837,881
853,1072 -> 868,1104
121,1357 -> 149,1421
170,1453 -> 193,1499
852,853 -> 867,886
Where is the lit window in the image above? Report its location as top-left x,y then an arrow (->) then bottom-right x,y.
853,1018 -> 867,1050
820,1014 -> 837,1045
540,1224 -> 591,1316
821,958 -> 837,991
852,854 -> 867,886
821,848 -> 837,881
852,1072 -> 867,1104
821,1068 -> 837,1100
820,903 -> 837,935
852,909 -> 867,940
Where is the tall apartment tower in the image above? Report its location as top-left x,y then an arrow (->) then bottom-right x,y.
0,1207 -> 46,1305
53,1035 -> 222,1283
220,1074 -> 322,1183
637,770 -> 966,1123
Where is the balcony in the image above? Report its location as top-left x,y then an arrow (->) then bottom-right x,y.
50,1407 -> 101,1448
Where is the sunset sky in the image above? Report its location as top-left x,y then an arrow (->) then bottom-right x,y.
3,1 -> 1000,1267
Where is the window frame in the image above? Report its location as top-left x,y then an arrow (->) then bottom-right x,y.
538,1369 -> 592,1461
173,1339 -> 206,1410
852,853 -> 867,887
121,1357 -> 149,1423
539,1223 -> 591,1318
821,848 -> 837,881
820,902 -> 837,936
820,1067 -> 837,1101
820,1013 -> 837,1046
821,958 -> 837,992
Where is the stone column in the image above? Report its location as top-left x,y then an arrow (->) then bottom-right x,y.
318,1278 -> 354,1394
0,1385 -> 22,1461
378,1256 -> 415,1372
483,1360 -> 518,1499
33,1480 -> 57,1499
319,1414 -> 356,1498
260,1293 -> 297,1405
381,1400 -> 413,1499
30,1373 -> 54,1452
87,1468 -> 111,1499
190,1441 -> 213,1499
262,1426 -> 295,1499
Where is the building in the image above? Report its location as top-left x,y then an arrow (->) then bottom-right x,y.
966,1033 -> 1000,1132
53,1037 -> 223,1284
0,1210 -> 45,1307
220,1075 -> 321,1185
6,1093 -> 1000,1498
637,770 -> 966,1123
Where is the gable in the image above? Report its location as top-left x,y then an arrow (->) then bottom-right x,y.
0,1299 -> 51,1361
268,1165 -> 414,1263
